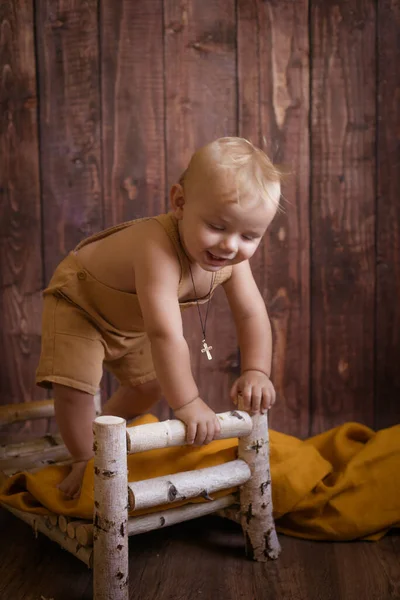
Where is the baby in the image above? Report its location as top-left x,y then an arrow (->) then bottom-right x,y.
36,137 -> 281,498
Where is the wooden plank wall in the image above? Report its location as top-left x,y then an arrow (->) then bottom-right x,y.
0,0 -> 398,438
311,0 -> 376,432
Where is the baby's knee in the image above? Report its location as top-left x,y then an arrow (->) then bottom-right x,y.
105,380 -> 162,419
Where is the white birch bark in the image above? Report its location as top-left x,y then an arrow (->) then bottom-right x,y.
66,519 -> 90,540
0,433 -> 64,459
93,416 -> 129,600
238,408 -> 281,561
128,459 -> 250,510
64,494 -> 239,546
1,503 -> 92,567
127,410 -> 252,453
0,446 -> 71,473
0,390 -> 101,426
0,400 -> 56,425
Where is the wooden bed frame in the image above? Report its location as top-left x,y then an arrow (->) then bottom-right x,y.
0,396 -> 281,600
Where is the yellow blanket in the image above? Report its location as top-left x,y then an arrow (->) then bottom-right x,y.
1,416 -> 399,541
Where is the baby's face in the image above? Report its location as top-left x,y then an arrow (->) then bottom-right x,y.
173,176 -> 278,271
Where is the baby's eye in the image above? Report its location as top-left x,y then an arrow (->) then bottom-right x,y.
207,223 -> 224,231
242,234 -> 256,241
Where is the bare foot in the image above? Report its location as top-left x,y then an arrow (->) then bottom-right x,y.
57,460 -> 88,499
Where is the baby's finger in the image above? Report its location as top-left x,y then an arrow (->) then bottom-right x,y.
261,389 -> 270,412
240,383 -> 253,411
186,422 -> 197,445
194,422 -> 207,446
230,380 -> 239,403
204,421 -> 215,445
261,387 -> 276,412
270,386 -> 276,407
214,416 -> 221,435
250,388 -> 262,414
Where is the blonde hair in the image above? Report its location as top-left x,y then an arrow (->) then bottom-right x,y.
180,137 -> 282,210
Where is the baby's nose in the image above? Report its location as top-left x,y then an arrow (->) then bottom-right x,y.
219,235 -> 238,254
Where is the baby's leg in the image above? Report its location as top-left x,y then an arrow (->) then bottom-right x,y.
102,380 -> 162,421
53,383 -> 96,499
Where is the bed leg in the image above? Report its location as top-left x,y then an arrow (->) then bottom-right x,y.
93,416 -> 129,600
238,408 -> 281,561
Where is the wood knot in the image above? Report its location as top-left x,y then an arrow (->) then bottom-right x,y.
260,479 -> 271,495
200,489 -> 213,501
167,482 -> 178,501
250,440 -> 263,453
165,20 -> 184,34
244,503 -> 254,524
230,410 -> 244,420
263,529 -> 274,557
49,16 -> 67,29
101,469 -> 116,478
122,177 -> 138,201
94,513 -> 115,533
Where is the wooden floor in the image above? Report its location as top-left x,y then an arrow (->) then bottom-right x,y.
0,508 -> 399,600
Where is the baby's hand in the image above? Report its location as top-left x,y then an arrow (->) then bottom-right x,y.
174,397 -> 221,446
230,370 -> 276,414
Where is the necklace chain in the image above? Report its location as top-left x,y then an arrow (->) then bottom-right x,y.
188,265 -> 215,357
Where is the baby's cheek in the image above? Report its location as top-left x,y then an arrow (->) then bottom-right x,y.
199,231 -> 214,248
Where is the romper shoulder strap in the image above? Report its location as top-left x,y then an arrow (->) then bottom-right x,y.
151,213 -> 187,282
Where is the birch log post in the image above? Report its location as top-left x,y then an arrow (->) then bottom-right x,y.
93,416 -> 129,600
237,404 -> 281,561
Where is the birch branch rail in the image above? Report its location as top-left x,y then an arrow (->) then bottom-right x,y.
66,494 -> 238,547
126,410 -> 252,453
0,445 -> 70,474
127,459 -> 250,510
0,391 -> 101,427
0,399 -> 57,426
0,433 -> 64,459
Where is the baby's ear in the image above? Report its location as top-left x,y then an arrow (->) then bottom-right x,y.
170,183 -> 185,219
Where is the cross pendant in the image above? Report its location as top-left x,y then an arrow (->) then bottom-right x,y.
201,339 -> 213,360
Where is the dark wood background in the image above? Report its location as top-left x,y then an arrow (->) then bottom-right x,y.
0,0 -> 398,439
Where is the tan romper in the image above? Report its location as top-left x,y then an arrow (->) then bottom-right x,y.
36,213 -> 232,395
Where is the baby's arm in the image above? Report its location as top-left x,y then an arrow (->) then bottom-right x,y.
223,261 -> 276,413
134,222 -> 220,444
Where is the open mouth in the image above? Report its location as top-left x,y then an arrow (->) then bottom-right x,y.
206,251 -> 231,264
